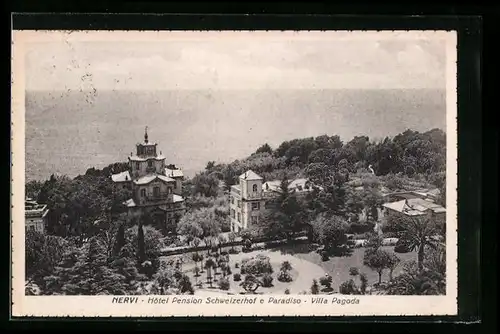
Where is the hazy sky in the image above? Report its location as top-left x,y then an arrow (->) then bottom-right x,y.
24,31 -> 448,91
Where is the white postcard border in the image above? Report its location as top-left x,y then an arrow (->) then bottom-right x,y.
11,30 -> 458,317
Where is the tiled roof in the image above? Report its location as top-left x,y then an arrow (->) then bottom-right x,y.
288,178 -> 313,192
128,154 -> 166,162
239,170 -> 263,180
263,180 -> 281,192
124,198 -> 136,207
263,178 -> 314,193
111,170 -> 131,182
133,174 -> 175,185
137,141 -> 157,146
407,198 -> 446,213
382,200 -> 407,213
165,168 -> 184,178
172,194 -> 184,203
383,198 -> 445,216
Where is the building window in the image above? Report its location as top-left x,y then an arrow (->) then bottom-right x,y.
29,225 -> 35,231
252,184 -> 258,192
135,162 -> 140,169
251,216 -> 258,224
252,202 -> 260,211
231,209 -> 235,218
237,200 -> 241,208
167,187 -> 172,194
173,182 -> 177,189
237,213 -> 241,222
153,186 -> 160,197
148,160 -> 153,167
140,189 -> 146,197
231,196 -> 235,204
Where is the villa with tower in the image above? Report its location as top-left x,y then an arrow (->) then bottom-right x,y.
110,127 -> 185,234
229,170 -> 313,233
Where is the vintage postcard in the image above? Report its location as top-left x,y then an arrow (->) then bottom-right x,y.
11,30 -> 457,317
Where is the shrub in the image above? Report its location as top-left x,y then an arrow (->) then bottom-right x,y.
240,230 -> 253,242
349,267 -> 359,276
280,261 -> 293,272
394,238 -> 411,253
348,222 -> 375,235
284,288 -> 290,295
218,277 -> 230,291
233,273 -> 241,281
240,255 -> 273,276
359,273 -> 368,294
320,250 -> 329,262
339,279 -> 359,295
240,274 -> 261,294
311,279 -> 320,294
261,274 -> 274,287
174,238 -> 186,247
354,232 -> 373,240
243,239 -> 252,252
319,275 -> 333,289
277,271 -> 293,283
228,248 -> 240,254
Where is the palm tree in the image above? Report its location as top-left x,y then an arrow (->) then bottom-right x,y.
228,232 -> 237,251
212,252 -> 220,277
397,213 -> 440,271
218,234 -> 227,252
205,257 -> 215,287
386,258 -> 445,296
192,236 -> 202,250
192,252 -> 201,272
204,236 -> 212,254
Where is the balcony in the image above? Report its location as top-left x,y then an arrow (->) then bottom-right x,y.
243,192 -> 263,200
143,192 -> 171,201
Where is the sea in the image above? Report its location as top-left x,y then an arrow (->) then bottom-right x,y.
25,89 -> 446,182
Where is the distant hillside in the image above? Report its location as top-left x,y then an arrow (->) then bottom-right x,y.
26,89 -> 445,182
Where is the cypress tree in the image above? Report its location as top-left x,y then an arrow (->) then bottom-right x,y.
113,223 -> 125,257
137,223 -> 146,264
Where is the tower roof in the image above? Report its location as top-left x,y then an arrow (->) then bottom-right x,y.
239,170 -> 263,180
138,126 -> 156,146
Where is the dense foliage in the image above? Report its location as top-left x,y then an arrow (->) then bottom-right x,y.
25,127 -> 446,296
194,128 -> 445,196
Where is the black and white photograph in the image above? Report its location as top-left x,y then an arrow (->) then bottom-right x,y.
11,30 -> 457,317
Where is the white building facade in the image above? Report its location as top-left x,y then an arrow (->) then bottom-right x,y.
110,128 -> 185,233
25,199 -> 49,234
229,170 -> 313,233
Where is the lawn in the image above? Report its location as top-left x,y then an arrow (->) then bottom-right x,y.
159,243 -> 417,294
172,248 -> 325,295
269,243 -> 417,291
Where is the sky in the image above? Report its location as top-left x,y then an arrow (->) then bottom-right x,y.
23,31 -> 449,91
